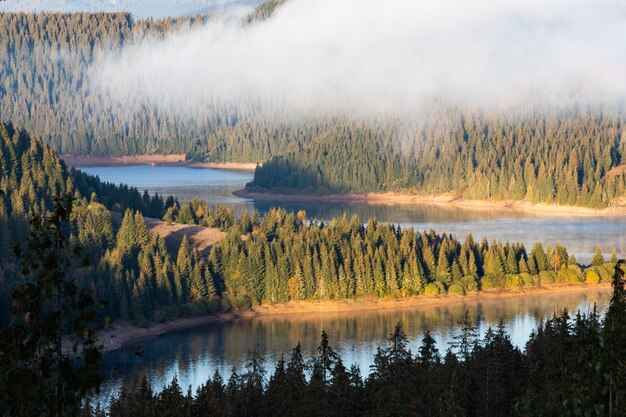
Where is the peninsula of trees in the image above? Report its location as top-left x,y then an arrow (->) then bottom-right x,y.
0,122 -> 617,327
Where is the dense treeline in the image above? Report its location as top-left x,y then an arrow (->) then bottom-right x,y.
208,208 -> 616,309
84,264 -> 626,416
0,124 -> 617,327
246,110 -> 626,207
51,202 -> 617,324
163,198 -> 256,232
0,121 -> 172,261
0,8 -> 272,156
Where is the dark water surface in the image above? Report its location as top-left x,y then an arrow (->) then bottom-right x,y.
99,288 -> 610,404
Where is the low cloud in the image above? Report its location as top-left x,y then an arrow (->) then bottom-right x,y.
91,0 -> 626,118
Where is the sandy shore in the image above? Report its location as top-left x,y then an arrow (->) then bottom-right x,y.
182,161 -> 258,171
99,281 -> 611,352
235,190 -> 626,217
61,155 -> 258,172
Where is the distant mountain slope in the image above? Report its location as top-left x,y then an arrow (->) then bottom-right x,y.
0,0 -> 264,19
1,2 -> 626,207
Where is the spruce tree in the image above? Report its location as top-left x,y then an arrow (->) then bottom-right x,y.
592,248 -> 604,266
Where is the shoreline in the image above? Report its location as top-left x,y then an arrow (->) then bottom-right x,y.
61,155 -> 624,216
234,190 -> 626,217
100,281 -> 611,352
61,155 -> 258,172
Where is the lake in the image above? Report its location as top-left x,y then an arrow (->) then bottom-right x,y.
78,165 -> 626,264
99,288 -> 610,405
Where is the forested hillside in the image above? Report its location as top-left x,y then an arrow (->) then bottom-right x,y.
245,110 -> 626,208
2,9 -> 626,206
0,124 -> 616,327
0,121 -> 176,324
0,12 -> 220,155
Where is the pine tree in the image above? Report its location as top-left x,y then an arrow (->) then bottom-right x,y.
285,342 -> 307,414
611,248 -> 619,263
519,257 -> 530,274
176,235 -> 192,301
592,248 -> 604,267
603,261 -> 626,416
419,329 -> 441,365
436,245 -> 452,286
117,209 -> 138,250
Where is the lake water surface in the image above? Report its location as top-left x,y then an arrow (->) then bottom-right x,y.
99,288 -> 610,405
79,165 -> 626,264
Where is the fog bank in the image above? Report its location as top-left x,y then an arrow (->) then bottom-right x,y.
91,0 -> 626,117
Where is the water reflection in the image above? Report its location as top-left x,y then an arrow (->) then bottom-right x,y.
100,288 -> 610,403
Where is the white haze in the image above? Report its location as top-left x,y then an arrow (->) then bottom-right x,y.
91,0 -> 626,117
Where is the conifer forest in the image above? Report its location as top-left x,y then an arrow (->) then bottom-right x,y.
1,0 -> 626,415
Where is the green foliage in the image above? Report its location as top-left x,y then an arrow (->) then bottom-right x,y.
557,265 -> 584,283
164,198 -> 255,232
539,270 -> 556,284
480,274 -> 498,290
585,269 -> 601,283
505,274 -> 523,288
518,272 -> 536,287
596,263 -> 615,281
424,283 -> 441,296
448,283 -> 465,296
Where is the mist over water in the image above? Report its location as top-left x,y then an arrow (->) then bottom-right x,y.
92,0 -> 626,117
